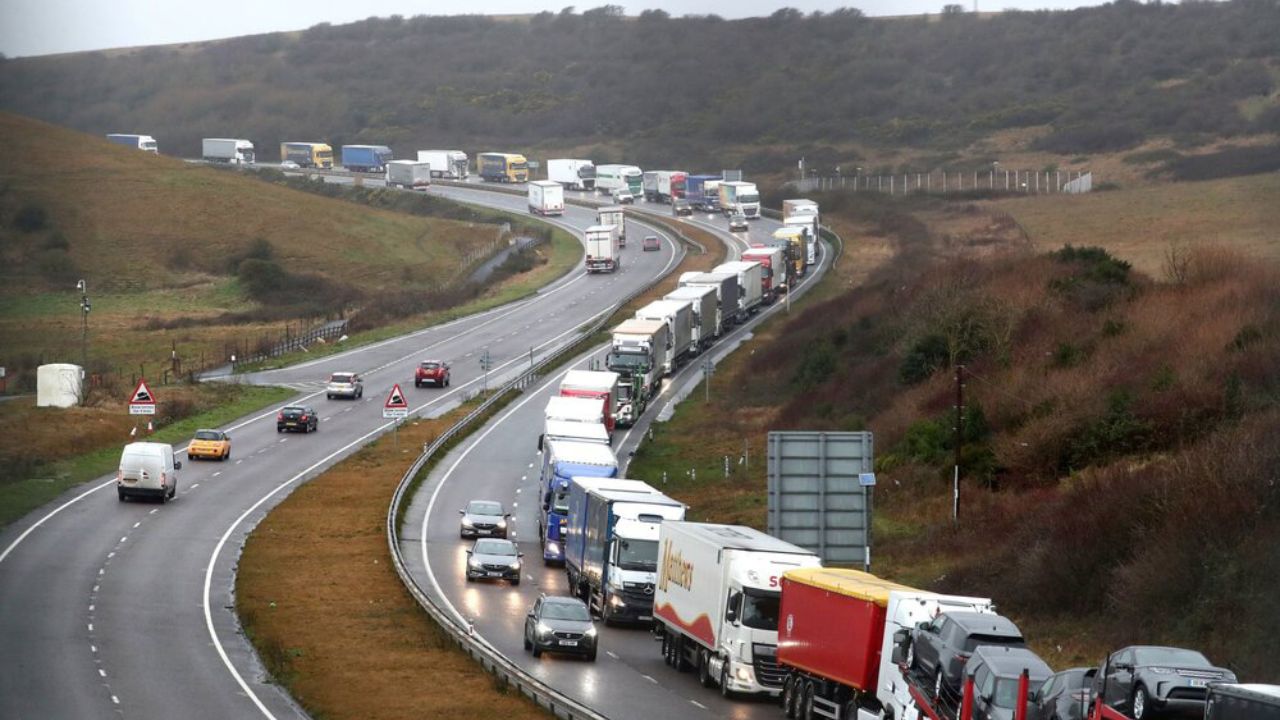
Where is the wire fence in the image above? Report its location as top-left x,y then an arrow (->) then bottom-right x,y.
789,170 -> 1093,195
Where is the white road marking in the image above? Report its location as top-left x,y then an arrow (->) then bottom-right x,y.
91,645 -> 97,653
106,552 -> 114,559
691,700 -> 708,709
98,669 -> 106,678
119,537 -> 127,543
89,604 -> 94,612
607,651 -> 619,659
132,522 -> 141,528
112,696 -> 119,705
212,472 -> 222,478
148,509 -> 158,514
191,484 -> 200,489
87,623 -> 93,632
643,674 -> 658,684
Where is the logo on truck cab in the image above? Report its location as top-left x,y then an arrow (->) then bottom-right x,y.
658,539 -> 694,592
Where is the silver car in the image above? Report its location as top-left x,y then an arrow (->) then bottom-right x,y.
728,213 -> 749,232
459,499 -> 509,539
326,372 -> 363,400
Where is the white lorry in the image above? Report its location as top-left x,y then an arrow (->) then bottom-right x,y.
654,522 -> 821,698
202,138 -> 255,165
584,224 -> 621,273
679,271 -> 743,329
664,285 -> 719,349
560,369 -> 619,437
385,160 -> 432,190
635,299 -> 695,369
548,159 -> 596,191
714,261 -> 765,317
544,395 -> 606,427
564,478 -> 687,624
595,164 -> 643,198
541,419 -> 610,451
596,205 -> 626,245
719,181 -> 761,218
528,180 -> 565,216
106,134 -> 158,153
607,318 -> 669,426
416,149 -> 469,179
783,199 -> 820,266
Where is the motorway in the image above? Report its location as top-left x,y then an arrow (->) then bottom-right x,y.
397,193 -> 831,720
0,183 -> 698,719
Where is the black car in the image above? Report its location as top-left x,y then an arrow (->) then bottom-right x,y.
276,405 -> 318,433
908,611 -> 1026,698
524,595 -> 597,660
672,199 -> 693,216
464,538 -> 522,584
1095,646 -> 1237,720
1204,684 -> 1280,720
1034,667 -> 1097,720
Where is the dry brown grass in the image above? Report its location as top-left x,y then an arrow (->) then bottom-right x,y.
237,408 -> 549,720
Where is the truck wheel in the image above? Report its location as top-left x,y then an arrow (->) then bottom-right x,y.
720,664 -> 734,699
782,676 -> 798,718
117,488 -> 127,502
673,637 -> 690,672
660,633 -> 672,665
800,681 -> 816,720
698,649 -> 714,688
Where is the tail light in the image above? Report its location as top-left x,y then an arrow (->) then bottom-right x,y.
277,412 -> 284,421
159,472 -> 167,487
115,470 -> 122,481
300,415 -> 309,421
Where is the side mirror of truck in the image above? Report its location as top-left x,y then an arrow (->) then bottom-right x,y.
459,509 -> 465,515
537,435 -> 544,452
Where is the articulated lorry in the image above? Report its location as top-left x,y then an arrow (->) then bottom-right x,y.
742,246 -> 789,300
478,152 -> 529,183
280,141 -> 333,168
541,419 -> 609,450
107,134 -> 158,153
528,180 -> 565,216
560,370 -> 619,438
679,271 -> 742,329
596,164 -> 643,198
771,226 -> 810,279
385,160 -> 432,190
643,171 -> 688,203
607,318 -> 669,427
635,299 -> 695,370
584,224 -> 621,273
542,395 -> 608,449
565,478 -> 686,624
777,568 -> 997,720
548,159 -> 596,190
686,175 -> 722,212
597,205 -> 626,246
202,138 -> 255,165
417,149 -> 469,179
719,181 -> 761,218
664,285 -> 719,349
341,145 -> 392,172
537,439 -> 618,565
783,199 -> 820,266
714,261 -> 765,317
654,522 -> 821,698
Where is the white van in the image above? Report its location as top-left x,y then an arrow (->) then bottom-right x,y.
117,442 -> 182,502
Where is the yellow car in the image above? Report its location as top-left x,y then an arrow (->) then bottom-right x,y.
187,429 -> 231,461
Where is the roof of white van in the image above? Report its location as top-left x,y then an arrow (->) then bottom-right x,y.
122,442 -> 170,454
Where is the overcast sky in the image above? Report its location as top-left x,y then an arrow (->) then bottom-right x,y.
0,0 -> 1108,58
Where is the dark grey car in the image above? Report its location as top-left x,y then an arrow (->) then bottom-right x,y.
523,595 -> 597,660
1034,667 -> 1097,720
908,611 -> 1026,698
966,646 -> 1053,720
1095,646 -> 1237,719
459,499 -> 509,539
464,538 -> 522,584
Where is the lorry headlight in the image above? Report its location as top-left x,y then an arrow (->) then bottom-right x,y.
607,574 -> 624,589
735,666 -> 752,681
610,594 -> 625,607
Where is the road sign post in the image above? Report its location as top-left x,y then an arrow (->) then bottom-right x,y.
479,349 -> 492,392
128,378 -> 156,416
383,383 -> 410,450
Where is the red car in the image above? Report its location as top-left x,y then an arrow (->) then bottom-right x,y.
415,360 -> 450,388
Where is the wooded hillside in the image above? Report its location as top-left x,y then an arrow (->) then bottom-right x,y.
1,1 -> 1276,171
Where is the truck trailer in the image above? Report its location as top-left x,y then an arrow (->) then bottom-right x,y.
564,478 -> 686,624
597,205 -> 627,245
741,246 -> 788,300
654,522 -> 821,698
643,171 -> 688,203
202,138 -> 255,165
664,285 -> 720,349
607,318 -> 669,427
528,180 -> 565,216
560,370 -> 619,437
679,271 -> 742,329
537,439 -> 618,565
635,299 -> 695,372
280,141 -> 333,168
385,160 -> 432,190
541,418 -> 610,451
719,181 -> 761,218
777,568 -> 997,720
548,159 -> 596,190
584,224 -> 621,273
714,261 -> 764,317
416,149 -> 469,179
106,134 -> 158,153
341,144 -> 392,173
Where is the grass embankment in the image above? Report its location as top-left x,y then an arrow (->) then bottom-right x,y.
0,383 -> 293,528
628,188 -> 1280,679
233,210 -> 725,719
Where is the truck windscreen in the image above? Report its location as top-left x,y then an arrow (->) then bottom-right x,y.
615,538 -> 658,571
607,352 -> 649,370
740,588 -> 782,630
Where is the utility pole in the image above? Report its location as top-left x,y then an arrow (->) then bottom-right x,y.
77,279 -> 91,370
479,348 -> 492,392
953,364 -> 965,522
702,355 -> 715,403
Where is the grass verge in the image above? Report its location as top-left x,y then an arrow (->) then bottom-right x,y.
0,383 -> 294,528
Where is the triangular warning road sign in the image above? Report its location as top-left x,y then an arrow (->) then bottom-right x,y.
129,379 -> 156,405
384,383 -> 409,409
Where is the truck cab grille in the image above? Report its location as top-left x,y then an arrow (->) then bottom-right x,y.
753,644 -> 786,688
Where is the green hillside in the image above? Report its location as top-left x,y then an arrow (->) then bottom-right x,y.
0,2 -> 1276,173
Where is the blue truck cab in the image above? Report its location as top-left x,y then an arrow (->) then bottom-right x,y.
538,440 -> 618,564
686,174 -> 722,212
341,144 -> 393,173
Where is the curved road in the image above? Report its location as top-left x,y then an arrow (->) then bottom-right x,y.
0,185 -> 683,719
400,207 -> 832,720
